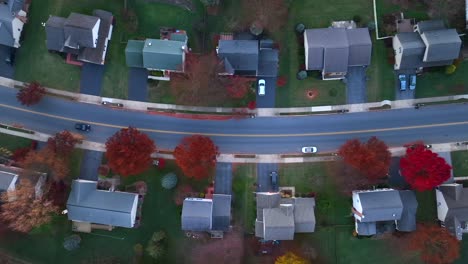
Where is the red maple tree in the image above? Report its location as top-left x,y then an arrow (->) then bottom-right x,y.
247,101 -> 256,110
105,127 -> 156,176
226,76 -> 251,99
174,135 -> 219,180
16,82 -> 46,106
400,144 -> 451,191
47,130 -> 79,158
338,137 -> 391,181
408,224 -> 460,264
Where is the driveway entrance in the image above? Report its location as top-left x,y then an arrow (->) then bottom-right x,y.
346,66 -> 367,104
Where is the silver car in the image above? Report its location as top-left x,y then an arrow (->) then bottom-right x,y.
258,79 -> 266,96
302,146 -> 318,153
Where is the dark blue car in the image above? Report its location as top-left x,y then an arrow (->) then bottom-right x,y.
75,123 -> 91,132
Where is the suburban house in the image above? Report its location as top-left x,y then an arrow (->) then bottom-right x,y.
255,192 -> 316,241
216,39 -> 278,77
66,179 -> 139,229
303,27 -> 372,80
393,20 -> 462,70
0,164 -> 47,199
436,183 -> 468,240
125,30 -> 188,81
181,194 -> 231,234
45,10 -> 114,65
352,189 -> 418,236
0,0 -> 28,48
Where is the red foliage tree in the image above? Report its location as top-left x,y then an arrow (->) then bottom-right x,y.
338,137 -> 391,181
400,144 -> 451,191
226,76 -> 251,99
247,101 -> 256,110
241,0 -> 289,33
408,224 -> 460,264
47,130 -> 79,158
174,135 -> 219,180
276,76 -> 287,87
16,82 -> 46,106
105,127 -> 156,176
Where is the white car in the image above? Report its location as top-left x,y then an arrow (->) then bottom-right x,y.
258,79 -> 266,96
302,146 -> 318,154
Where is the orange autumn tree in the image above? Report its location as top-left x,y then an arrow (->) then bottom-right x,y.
21,148 -> 69,182
47,130 -> 79,158
408,224 -> 460,264
275,252 -> 309,264
0,180 -> 58,233
105,127 -> 156,176
338,137 -> 391,181
174,135 -> 219,180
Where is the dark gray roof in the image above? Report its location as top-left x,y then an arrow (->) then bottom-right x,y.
0,1 -> 21,47
142,39 -> 185,71
304,28 -> 371,72
416,20 -> 446,33
356,221 -> 376,236
358,190 -> 403,222
394,32 -> 425,69
8,0 -> 24,13
445,216 -> 463,240
439,185 -> 468,222
255,220 -> 264,238
421,29 -> 462,62
346,28 -> 372,66
0,22 -> 14,47
45,16 -> 66,52
260,39 -> 274,49
218,40 -> 258,75
78,10 -> 113,64
262,206 -> 295,240
0,170 -> 17,192
63,13 -> 99,49
181,198 -> 212,231
67,180 -> 138,228
258,49 -> 278,77
65,13 -> 99,30
212,194 -> 231,231
293,198 -> 316,233
396,190 -> 418,232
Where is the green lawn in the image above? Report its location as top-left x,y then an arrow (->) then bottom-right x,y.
0,133 -> 32,151
451,150 -> 468,177
415,62 -> 468,98
0,160 -> 206,263
367,36 -> 395,102
232,164 -> 256,233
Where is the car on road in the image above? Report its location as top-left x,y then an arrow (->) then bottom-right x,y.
302,146 -> 318,154
75,123 -> 91,132
270,171 -> 278,190
409,74 -> 416,90
398,74 -> 407,91
258,79 -> 266,96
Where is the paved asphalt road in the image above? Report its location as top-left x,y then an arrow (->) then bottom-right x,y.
1,87 -> 468,154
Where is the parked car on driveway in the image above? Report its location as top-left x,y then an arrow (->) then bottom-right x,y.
75,123 -> 91,132
398,74 -> 407,91
270,171 -> 278,190
409,75 -> 416,90
301,146 -> 318,154
258,79 -> 266,96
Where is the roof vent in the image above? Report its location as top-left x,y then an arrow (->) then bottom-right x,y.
148,42 -> 152,46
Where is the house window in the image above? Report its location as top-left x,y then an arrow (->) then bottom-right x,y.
398,47 -> 402,54
437,202 -> 441,206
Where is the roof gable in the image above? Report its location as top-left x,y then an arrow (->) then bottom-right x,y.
421,29 -> 462,62
293,198 -> 316,233
212,194 -> 231,231
125,40 -> 145,68
263,207 -> 295,240
142,39 -> 185,71
357,190 -> 403,222
218,40 -> 259,73
181,198 -> 213,231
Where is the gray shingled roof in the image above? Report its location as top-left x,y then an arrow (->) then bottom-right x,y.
0,2 -> 19,47
396,190 -> 418,232
0,171 -> 17,192
256,192 -> 281,220
421,29 -> 462,62
63,13 -> 99,49
439,185 -> 468,222
218,40 -> 258,75
358,190 -> 403,222
78,10 -> 113,64
212,194 -> 231,231
142,39 -> 185,71
45,16 -> 67,52
262,206 -> 295,241
416,20 -> 446,33
346,28 -> 372,66
293,198 -> 316,233
395,32 -> 425,69
181,198 -> 213,231
125,40 -> 145,68
67,180 -> 138,228
304,28 -> 371,73
356,221 -> 376,236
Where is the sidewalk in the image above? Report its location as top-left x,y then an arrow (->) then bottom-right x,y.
2,76 -> 467,117
2,127 -> 467,164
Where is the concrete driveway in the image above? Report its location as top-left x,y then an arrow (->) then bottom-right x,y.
128,68 -> 148,101
256,163 -> 279,192
395,70 -> 416,100
0,45 -> 14,78
256,77 -> 277,108
79,150 -> 103,181
80,63 -> 105,96
214,162 -> 232,195
346,66 -> 367,104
